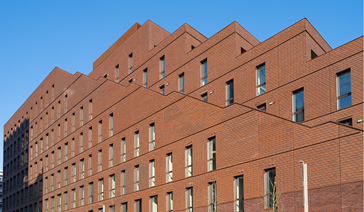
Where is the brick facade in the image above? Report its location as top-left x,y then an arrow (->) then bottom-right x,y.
3,19 -> 363,212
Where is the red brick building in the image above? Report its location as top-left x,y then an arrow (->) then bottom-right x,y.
3,19 -> 363,212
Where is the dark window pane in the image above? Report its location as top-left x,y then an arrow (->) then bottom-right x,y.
339,95 -> 352,109
294,90 -> 304,111
338,72 -> 351,96
295,112 -> 304,122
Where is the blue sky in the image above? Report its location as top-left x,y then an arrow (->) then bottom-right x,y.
0,0 -> 362,168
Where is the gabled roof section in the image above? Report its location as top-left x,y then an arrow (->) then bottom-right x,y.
93,23 -> 142,69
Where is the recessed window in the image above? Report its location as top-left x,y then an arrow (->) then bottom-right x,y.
293,88 -> 304,122
98,178 -> 104,201
160,56 -> 165,79
134,131 -> 139,157
241,47 -> 246,54
256,64 -> 266,95
128,53 -> 133,73
337,69 -> 352,109
226,79 -> 234,105
191,45 -> 195,50
207,137 -> 216,171
135,165 -> 139,191
110,174 -> 115,198
166,153 -> 173,182
339,118 -> 353,126
264,168 -> 276,209
109,113 -> 113,137
257,103 -> 266,112
201,92 -> 208,102
167,192 -> 173,212
135,199 -> 142,212
149,160 -> 155,187
121,138 -> 126,162
151,195 -> 158,212
186,187 -> 193,212
311,50 -> 318,59
160,85 -> 165,95
149,123 -> 155,151
98,120 -> 102,143
209,182 -> 217,212
185,146 -> 193,177
201,59 -> 208,86
115,64 -> 120,83
143,68 -> 148,88
235,175 -> 244,212
179,73 -> 185,94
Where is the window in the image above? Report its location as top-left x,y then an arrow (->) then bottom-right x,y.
64,119 -> 68,136
160,85 -> 165,95
72,113 -> 75,132
45,155 -> 49,171
45,199 -> 49,212
57,124 -> 61,142
149,160 -> 155,187
226,79 -> 234,105
293,88 -> 304,122
64,192 -> 68,210
207,137 -> 216,171
51,151 -> 55,168
88,155 -> 92,175
80,159 -> 85,179
58,147 -> 61,165
160,56 -> 165,79
201,92 -> 208,102
72,189 -> 76,208
128,53 -> 133,73
209,182 -> 217,212
89,127 -> 93,148
235,176 -> 244,212
116,64 -> 120,83
51,196 -> 55,212
98,150 -> 102,172
311,50 -> 318,59
264,168 -> 276,208
99,179 -> 104,201
51,174 -> 54,191
149,123 -> 155,151
110,174 -> 115,198
89,99 -> 93,120
135,165 -> 139,191
179,73 -> 185,93
121,170 -> 126,195
121,138 -> 126,162
241,47 -> 246,54
71,138 -> 75,157
109,144 -> 113,167
136,199 -> 142,212
151,196 -> 158,212
187,188 -> 193,212
80,132 -> 83,153
122,202 -> 128,212
337,69 -> 352,109
64,167 -> 68,185
110,205 -> 115,212
255,64 -> 267,96
143,68 -> 148,88
72,163 -> 76,182
80,186 -> 84,206
257,103 -> 266,112
339,118 -> 353,126
185,146 -> 192,177
201,59 -> 207,86
64,95 -> 68,112
134,131 -> 139,157
166,153 -> 173,182
167,192 -> 173,212
57,171 -> 61,188
89,182 -> 94,203
80,106 -> 83,126
109,113 -> 113,137
98,120 -> 102,142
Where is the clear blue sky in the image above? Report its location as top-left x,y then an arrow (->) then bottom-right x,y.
0,0 -> 362,168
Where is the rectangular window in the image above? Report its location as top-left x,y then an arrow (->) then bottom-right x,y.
51,196 -> 55,212
293,88 -> 304,122
109,113 -> 113,137
121,170 -> 126,195
257,64 -> 266,95
209,182 -> 217,212
257,103 -> 266,112
98,150 -> 102,172
64,119 -> 68,137
167,192 -> 173,212
64,192 -> 68,211
89,99 -> 93,120
185,146 -> 193,177
46,199 -> 49,212
201,59 -> 207,86
149,160 -> 155,187
99,179 -> 104,201
110,205 -> 115,212
109,144 -> 113,167
88,155 -> 92,176
58,101 -> 61,118
166,153 -> 173,182
143,68 -> 148,88
226,79 -> 234,105
121,138 -> 126,162
149,123 -> 155,151
116,64 -> 120,83
135,165 -> 139,191
46,155 -> 49,172
134,131 -> 139,157
337,69 -> 352,109
89,127 -> 92,148
98,120 -> 102,142
151,196 -> 158,212
264,168 -> 276,209
179,73 -> 185,93
122,202 -> 128,212
51,174 -> 54,191
58,147 -> 61,165
110,174 -> 115,198
72,138 -> 75,157
80,186 -> 84,206
51,151 -> 55,168
57,171 -> 61,188
136,199 -> 142,212
80,133 -> 84,153
80,106 -> 83,126
64,167 -> 68,186
64,95 -> 68,112
235,176 -> 244,212
160,85 -> 165,95
89,182 -> 94,204
201,92 -> 208,102
339,118 -> 353,126
160,56 -> 165,79
207,137 -> 216,171
72,113 -> 75,132
72,189 -> 76,208
80,159 -> 85,179
72,163 -> 76,182
128,53 -> 133,73
187,188 -> 193,212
